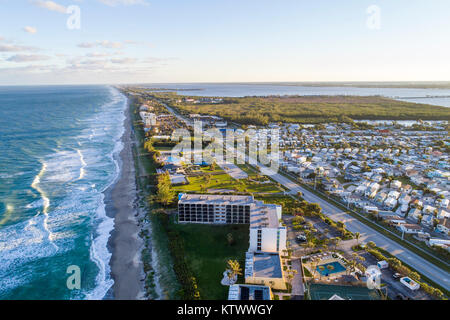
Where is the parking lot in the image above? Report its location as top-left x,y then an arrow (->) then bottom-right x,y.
358,250 -> 431,300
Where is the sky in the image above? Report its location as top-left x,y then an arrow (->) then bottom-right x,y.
0,0 -> 450,85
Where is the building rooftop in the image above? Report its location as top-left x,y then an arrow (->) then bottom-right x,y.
247,252 -> 283,279
178,194 -> 254,206
228,284 -> 271,301
250,202 -> 282,229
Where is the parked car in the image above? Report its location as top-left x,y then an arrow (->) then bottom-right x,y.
393,273 -> 402,280
296,234 -> 307,243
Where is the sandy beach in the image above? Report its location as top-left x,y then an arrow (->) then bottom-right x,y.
105,99 -> 145,300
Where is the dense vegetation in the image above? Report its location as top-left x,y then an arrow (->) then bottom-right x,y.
167,95 -> 450,125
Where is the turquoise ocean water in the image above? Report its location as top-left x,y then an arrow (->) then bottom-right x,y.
0,85 -> 126,299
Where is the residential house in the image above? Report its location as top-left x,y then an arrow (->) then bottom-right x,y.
398,224 -> 422,234
384,197 -> 398,210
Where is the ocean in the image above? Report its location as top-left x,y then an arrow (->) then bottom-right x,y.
0,85 -> 126,299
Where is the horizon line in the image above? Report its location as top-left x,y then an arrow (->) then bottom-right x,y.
1,80 -> 450,87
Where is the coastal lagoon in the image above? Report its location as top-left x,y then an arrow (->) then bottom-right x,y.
141,83 -> 450,108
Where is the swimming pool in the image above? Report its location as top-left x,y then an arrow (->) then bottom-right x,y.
316,261 -> 346,276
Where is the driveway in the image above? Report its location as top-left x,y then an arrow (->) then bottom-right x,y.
290,258 -> 304,299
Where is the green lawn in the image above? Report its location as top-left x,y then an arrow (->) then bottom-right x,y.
170,223 -> 249,300
173,166 -> 283,194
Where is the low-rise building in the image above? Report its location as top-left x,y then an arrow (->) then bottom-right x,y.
398,223 -> 422,234
228,284 -> 272,300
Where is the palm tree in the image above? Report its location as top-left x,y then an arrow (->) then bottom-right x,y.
286,269 -> 298,290
355,232 -> 361,245
326,265 -> 335,277
334,237 -> 342,251
318,266 -> 325,280
226,260 -> 242,284
347,259 -> 357,276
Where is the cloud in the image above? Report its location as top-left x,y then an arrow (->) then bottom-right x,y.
31,0 -> 67,14
23,26 -> 38,34
98,0 -> 149,6
111,57 -> 137,64
86,52 -> 111,58
78,41 -> 124,49
0,43 -> 38,52
6,54 -> 51,62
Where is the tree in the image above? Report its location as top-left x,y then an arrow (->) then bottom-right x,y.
226,233 -> 234,246
210,160 -> 217,171
418,214 -> 423,225
156,171 -> 175,206
355,232 -> 361,245
326,264 -> 334,276
432,218 -> 440,229
285,269 -> 298,289
306,203 -> 322,215
226,260 -> 242,283
294,207 -> 304,216
318,266 -> 325,280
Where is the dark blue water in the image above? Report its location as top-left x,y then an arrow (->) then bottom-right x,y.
0,86 -> 126,299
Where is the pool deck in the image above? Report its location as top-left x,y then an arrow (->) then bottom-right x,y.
304,257 -> 348,279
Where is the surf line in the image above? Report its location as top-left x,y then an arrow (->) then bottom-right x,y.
76,148 -> 87,180
31,162 -> 58,249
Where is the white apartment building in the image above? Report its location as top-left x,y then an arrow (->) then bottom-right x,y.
178,194 -> 287,253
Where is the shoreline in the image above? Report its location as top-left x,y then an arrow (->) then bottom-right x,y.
104,97 -> 146,300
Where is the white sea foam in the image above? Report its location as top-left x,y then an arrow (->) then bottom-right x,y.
84,194 -> 114,300
30,162 -> 58,248
84,87 -> 127,300
76,149 -> 87,180
0,86 -> 127,299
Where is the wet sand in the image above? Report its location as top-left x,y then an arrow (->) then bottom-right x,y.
105,99 -> 145,300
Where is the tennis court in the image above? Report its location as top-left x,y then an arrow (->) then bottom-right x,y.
308,283 -> 381,300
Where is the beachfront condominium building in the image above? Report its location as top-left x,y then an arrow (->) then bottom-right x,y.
178,193 -> 287,290
178,194 -> 252,224
178,194 -> 286,253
